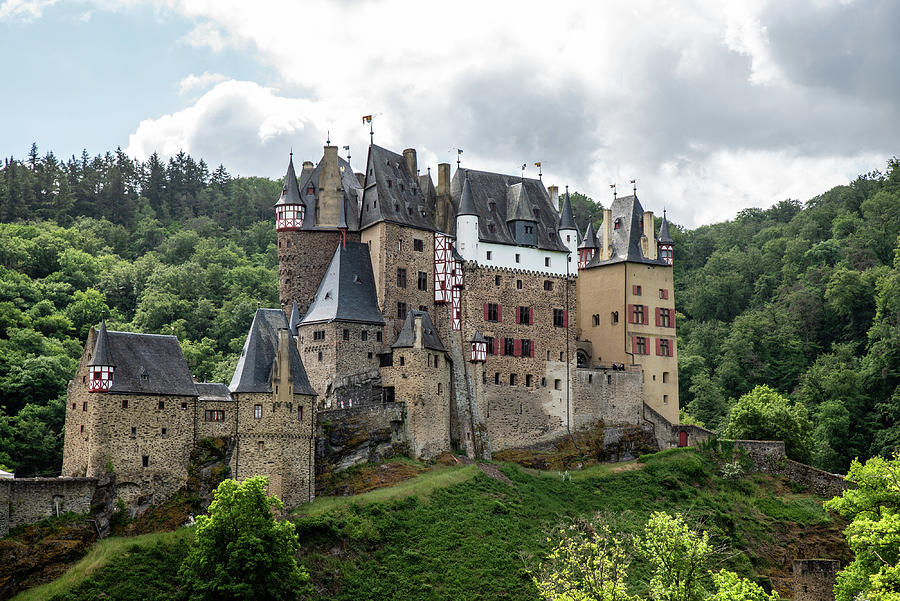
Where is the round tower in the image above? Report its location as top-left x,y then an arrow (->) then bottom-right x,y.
658,210 -> 674,266
455,171 -> 479,261
558,187 -> 579,260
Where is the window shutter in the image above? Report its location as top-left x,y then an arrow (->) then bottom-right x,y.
514,339 -> 521,357
498,305 -> 502,322
655,307 -> 661,327
483,303 -> 489,321
499,339 -> 505,356
529,307 -> 533,325
493,337 -> 498,355
627,304 -> 634,324
516,307 -> 521,324
670,338 -> 675,356
631,335 -> 637,354
644,305 -> 650,325
530,340 -> 535,358
656,338 -> 662,355
663,289 -> 669,300
563,310 -> 568,327
632,285 -> 637,295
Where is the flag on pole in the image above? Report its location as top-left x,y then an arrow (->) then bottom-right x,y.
362,115 -> 373,124
610,184 -> 616,188
457,149 -> 463,154
521,163 -> 527,170
534,162 -> 541,168
629,179 -> 636,184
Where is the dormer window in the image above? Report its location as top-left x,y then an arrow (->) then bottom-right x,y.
614,218 -> 621,230
489,202 -> 496,211
525,226 -> 534,234
387,180 -> 392,189
89,365 -> 114,392
400,183 -> 404,191
395,203 -> 400,212
488,224 -> 495,233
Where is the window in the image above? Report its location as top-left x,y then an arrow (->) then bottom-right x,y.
376,331 -> 382,342
122,399 -> 128,409
510,373 -> 517,386
317,351 -> 323,362
659,288 -> 669,300
554,379 -> 562,390
142,455 -> 149,468
544,257 -> 550,267
437,382 -> 442,394
515,253 -> 521,263
495,276 -> 501,286
524,225 -> 534,234
397,267 -> 407,288
635,336 -> 648,355
414,238 -> 424,251
131,427 -> 136,436
517,306 -> 532,325
525,374 -> 533,387
560,351 -> 564,361
516,279 -> 523,289
361,330 -> 368,341
488,223 -> 495,233
83,401 -> 87,411
486,337 -> 495,355
522,339 -> 533,357
664,394 -> 669,404
397,302 -> 407,319
486,251 -> 492,260
181,402 -> 187,410
313,330 -> 325,341
614,218 -> 621,230
379,353 -> 393,367
258,441 -> 264,451
161,428 -> 167,437
489,201 -> 496,210
504,337 -> 515,355
658,338 -> 672,357
204,410 -> 225,422
418,271 -> 427,290
80,424 -> 84,433
632,305 -> 645,324
397,240 -> 403,251
158,401 -> 165,410
543,280 -> 553,291
419,305 -> 428,312
659,308 -> 672,328
662,371 -> 669,383
254,404 -> 262,419
633,285 -> 642,296
592,314 -> 600,327
611,311 -> 619,324
307,185 -> 314,195
400,356 -> 406,366
298,406 -> 303,421
486,303 -> 500,322
553,308 -> 566,328
494,372 -> 500,384
541,377 -> 547,387
343,328 -> 350,340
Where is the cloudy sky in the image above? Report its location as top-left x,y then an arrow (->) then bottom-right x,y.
1,0 -> 897,227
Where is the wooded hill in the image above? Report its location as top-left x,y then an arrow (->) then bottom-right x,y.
0,145 -> 898,476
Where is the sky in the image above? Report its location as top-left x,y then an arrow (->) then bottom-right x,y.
1,0 -> 897,228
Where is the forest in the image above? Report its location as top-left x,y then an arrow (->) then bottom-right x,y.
0,144 -> 898,477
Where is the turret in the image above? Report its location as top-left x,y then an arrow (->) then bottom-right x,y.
455,171 -> 479,261
87,318 -> 115,392
558,188 -> 579,258
275,154 -> 304,231
578,222 -> 599,269
658,210 -> 674,266
470,330 -> 487,363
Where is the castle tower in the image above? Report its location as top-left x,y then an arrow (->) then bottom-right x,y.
575,194 -> 679,425
578,222 -> 599,269
229,308 -> 318,507
455,171 -> 479,261
87,318 -> 115,392
658,211 -> 674,266
558,191 -> 580,261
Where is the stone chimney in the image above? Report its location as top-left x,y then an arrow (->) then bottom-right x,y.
403,148 -> 418,178
317,145 -> 341,226
642,211 -> 657,260
414,314 -> 423,349
436,163 -> 452,232
601,208 -> 612,260
548,185 -> 559,211
274,329 -> 294,402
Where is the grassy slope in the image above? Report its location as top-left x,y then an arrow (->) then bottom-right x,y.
25,450 -> 849,601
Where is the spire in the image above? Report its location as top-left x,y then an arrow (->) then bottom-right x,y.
274,154 -> 303,207
88,318 -> 115,367
578,222 -> 599,250
558,187 -> 577,231
457,170 -> 477,216
658,209 -> 673,244
288,299 -> 301,335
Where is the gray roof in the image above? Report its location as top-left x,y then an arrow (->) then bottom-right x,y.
295,154 -> 361,231
88,318 -> 114,367
578,222 -> 599,250
658,212 -> 673,244
197,382 -> 233,402
274,155 -> 303,207
229,309 -> 317,395
470,329 -> 487,344
558,193 -> 577,231
506,182 -> 537,222
300,241 -> 385,326
288,299 -> 301,334
448,168 -> 568,252
392,310 -> 446,352
359,145 -> 437,231
585,195 -> 668,267
457,171 -> 477,216
100,330 -> 198,396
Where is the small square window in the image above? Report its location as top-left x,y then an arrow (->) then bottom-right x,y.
158,401 -> 165,410
414,239 -> 424,251
515,253 -> 521,263
142,455 -> 149,468
544,257 -> 550,267
343,329 -> 350,340
516,280 -> 522,289
131,427 -> 136,435
543,280 -> 553,291
376,331 -> 383,342
486,251 -> 492,260
122,399 -> 128,409
181,402 -> 187,410
554,379 -> 562,390
161,428 -> 167,437
361,330 -> 368,341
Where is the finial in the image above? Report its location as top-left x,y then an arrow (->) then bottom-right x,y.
610,183 -> 617,199
257,300 -> 261,310
565,184 -> 569,198
326,130 -> 331,145
535,162 -> 542,179
457,148 -> 463,169
630,178 -> 636,195
289,147 -> 293,160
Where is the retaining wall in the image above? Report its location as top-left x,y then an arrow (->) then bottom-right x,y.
1,477 -> 99,538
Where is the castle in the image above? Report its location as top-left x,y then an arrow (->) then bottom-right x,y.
60,141 -> 687,509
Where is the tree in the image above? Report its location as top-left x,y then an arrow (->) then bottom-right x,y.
722,385 -> 813,463
179,476 -> 310,601
635,512 -> 713,601
825,454 -> 900,601
710,570 -> 779,601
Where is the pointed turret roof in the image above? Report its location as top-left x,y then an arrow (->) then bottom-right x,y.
229,309 -> 316,395
300,241 -> 384,325
274,155 -> 303,207
585,194 -> 668,268
457,171 -> 478,217
558,192 -> 577,231
88,318 -> 114,367
392,310 -> 445,352
578,222 -> 599,250
506,182 -> 537,222
658,211 -> 673,244
288,299 -> 301,334
470,329 -> 487,344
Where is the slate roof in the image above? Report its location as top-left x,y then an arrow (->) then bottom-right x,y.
196,382 -> 233,402
658,212 -> 673,244
585,195 -> 668,267
448,168 -> 568,252
229,309 -> 317,396
97,330 -> 198,396
295,154 -> 362,231
274,155 -> 303,208
288,299 -> 301,334
457,171 -> 477,217
470,330 -> 487,344
359,145 -> 437,231
506,183 -> 537,222
392,310 -> 446,352
558,193 -> 577,231
579,222 -> 599,250
88,319 -> 114,367
300,241 -> 385,326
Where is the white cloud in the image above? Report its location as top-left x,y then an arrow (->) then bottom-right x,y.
0,0 -> 58,21
177,71 -> 228,94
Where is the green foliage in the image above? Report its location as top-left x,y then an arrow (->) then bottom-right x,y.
636,512 -> 713,601
179,476 -> 310,601
722,386 -> 813,463
710,570 -> 779,601
825,454 -> 900,601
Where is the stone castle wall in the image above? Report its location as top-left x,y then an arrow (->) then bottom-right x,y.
0,477 -> 99,538
793,559 -> 840,601
298,321 -> 384,400
573,367 -> 643,428
278,229 -> 360,315
315,403 -> 406,478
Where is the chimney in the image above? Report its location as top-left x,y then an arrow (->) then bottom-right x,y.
274,329 -> 294,400
317,145 -> 341,226
403,148 -> 418,179
301,161 -> 314,181
548,185 -> 559,211
414,314 -> 423,349
643,211 -> 657,259
602,208 -> 612,260
437,163 -> 451,198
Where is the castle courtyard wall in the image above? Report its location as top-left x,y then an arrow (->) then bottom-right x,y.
0,477 -> 98,537
573,367 -> 643,428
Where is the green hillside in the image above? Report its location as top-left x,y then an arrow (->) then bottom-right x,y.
15,450 -> 848,601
